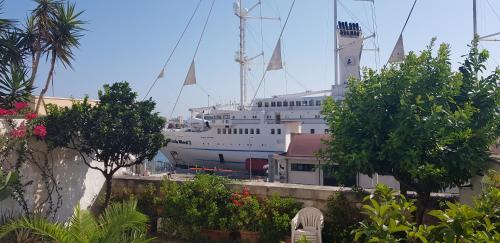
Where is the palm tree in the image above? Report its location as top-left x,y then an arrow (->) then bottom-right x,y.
26,0 -> 61,86
0,200 -> 153,243
0,65 -> 33,108
35,1 -> 84,113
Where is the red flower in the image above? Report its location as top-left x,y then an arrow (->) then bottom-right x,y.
232,200 -> 242,207
0,108 -> 16,116
25,112 -> 37,120
242,187 -> 250,197
10,124 -> 26,138
14,102 -> 29,111
33,125 -> 47,138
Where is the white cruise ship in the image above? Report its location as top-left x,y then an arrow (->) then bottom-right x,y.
161,0 -> 373,171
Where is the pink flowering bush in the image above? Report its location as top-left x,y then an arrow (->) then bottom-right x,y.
0,101 -> 46,140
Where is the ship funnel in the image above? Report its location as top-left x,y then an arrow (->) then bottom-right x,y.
333,21 -> 364,100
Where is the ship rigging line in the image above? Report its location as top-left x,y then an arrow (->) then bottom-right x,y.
170,0 -> 216,118
142,0 -> 203,101
400,0 -> 417,37
249,0 -> 296,106
386,0 -> 417,65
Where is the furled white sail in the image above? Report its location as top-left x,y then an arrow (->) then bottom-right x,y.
388,34 -> 405,63
266,39 -> 283,71
184,60 -> 197,85
157,68 -> 165,79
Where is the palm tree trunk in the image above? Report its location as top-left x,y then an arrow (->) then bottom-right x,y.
29,50 -> 42,86
35,51 -> 56,113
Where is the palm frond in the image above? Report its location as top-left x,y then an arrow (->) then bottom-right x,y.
0,0 -> 16,32
67,204 -> 98,243
0,216 -> 72,243
48,1 -> 85,69
0,65 -> 33,107
96,200 -> 150,243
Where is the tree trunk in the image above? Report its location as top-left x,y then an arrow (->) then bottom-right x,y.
102,176 -> 113,210
416,191 -> 430,225
400,183 -> 408,198
29,50 -> 41,87
35,52 -> 56,113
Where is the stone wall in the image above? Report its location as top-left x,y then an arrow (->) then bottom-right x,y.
110,175 -> 367,211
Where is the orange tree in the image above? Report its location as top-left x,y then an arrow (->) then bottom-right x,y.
321,39 -> 500,225
44,82 -> 167,208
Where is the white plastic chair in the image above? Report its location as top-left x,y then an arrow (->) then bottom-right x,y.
291,207 -> 324,243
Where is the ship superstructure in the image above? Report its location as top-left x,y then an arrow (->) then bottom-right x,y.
162,0 -> 372,170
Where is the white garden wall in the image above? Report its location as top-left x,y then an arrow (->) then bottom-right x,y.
0,119 -> 106,221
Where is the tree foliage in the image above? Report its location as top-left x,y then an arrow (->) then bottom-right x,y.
354,183 -> 499,242
45,82 -> 167,208
321,39 -> 500,224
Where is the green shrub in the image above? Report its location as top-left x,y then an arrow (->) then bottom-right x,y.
259,194 -> 302,243
323,192 -> 364,243
354,183 -> 500,242
159,174 -> 232,239
227,187 -> 261,232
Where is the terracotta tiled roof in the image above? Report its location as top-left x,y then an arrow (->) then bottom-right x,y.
286,133 -> 330,157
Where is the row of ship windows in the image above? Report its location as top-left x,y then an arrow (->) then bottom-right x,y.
217,128 -> 282,135
257,100 -> 322,108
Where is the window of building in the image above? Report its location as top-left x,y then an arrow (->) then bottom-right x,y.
291,163 -> 315,172
309,100 -> 314,106
222,129 -> 226,134
218,154 -> 225,163
256,128 -> 260,134
239,128 -> 243,134
316,100 -> 321,106
277,101 -> 282,107
257,101 -> 262,107
217,128 -> 221,134
315,114 -> 320,119
271,129 -> 275,134
264,102 -> 269,107
271,101 -> 276,107
245,128 -> 249,134
233,128 -> 237,134
303,100 -> 308,106
250,128 -> 254,134
296,101 -> 301,106
289,101 -> 294,106
277,129 -> 281,134
283,101 -> 288,107
228,128 -> 232,134
310,129 -> 315,134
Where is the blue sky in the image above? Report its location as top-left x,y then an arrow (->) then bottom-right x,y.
4,0 -> 500,117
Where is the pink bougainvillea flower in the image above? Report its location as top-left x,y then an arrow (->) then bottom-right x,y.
242,187 -> 250,197
10,123 -> 26,138
14,102 -> 29,111
24,112 -> 37,120
33,125 -> 47,138
0,109 -> 17,116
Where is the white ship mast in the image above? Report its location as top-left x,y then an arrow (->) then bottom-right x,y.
234,0 -> 278,110
473,0 -> 500,41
